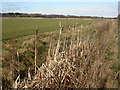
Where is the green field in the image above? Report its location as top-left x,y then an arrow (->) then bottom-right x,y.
2,18 -> 101,40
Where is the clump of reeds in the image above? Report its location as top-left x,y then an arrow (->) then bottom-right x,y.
19,20 -> 118,88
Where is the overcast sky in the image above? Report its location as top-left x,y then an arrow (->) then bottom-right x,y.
1,0 -> 119,17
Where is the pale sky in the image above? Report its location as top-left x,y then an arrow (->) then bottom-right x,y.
1,0 -> 119,17
1,0 -> 120,2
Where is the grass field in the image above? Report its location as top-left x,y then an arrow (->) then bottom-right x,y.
2,18 -> 102,40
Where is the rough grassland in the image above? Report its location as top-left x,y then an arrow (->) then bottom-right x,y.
2,18 -> 118,89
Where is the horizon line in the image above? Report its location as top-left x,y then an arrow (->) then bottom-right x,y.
1,12 -> 117,18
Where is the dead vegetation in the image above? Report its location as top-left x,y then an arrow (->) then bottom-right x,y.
10,19 -> 118,88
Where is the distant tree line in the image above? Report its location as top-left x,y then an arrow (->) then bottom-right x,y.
0,12 -> 117,19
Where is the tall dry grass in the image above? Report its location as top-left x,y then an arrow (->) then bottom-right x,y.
16,19 -> 118,88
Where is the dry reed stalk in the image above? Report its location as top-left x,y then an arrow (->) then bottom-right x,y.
28,67 -> 31,81
48,42 -> 51,58
13,71 -> 20,88
34,28 -> 39,73
63,35 -> 66,51
17,51 -> 19,62
59,21 -> 62,34
54,22 -> 63,61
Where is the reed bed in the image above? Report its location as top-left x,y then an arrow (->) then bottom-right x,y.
13,20 -> 118,88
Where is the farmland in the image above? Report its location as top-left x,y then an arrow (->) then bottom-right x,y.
2,18 -> 119,88
2,18 -> 101,40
